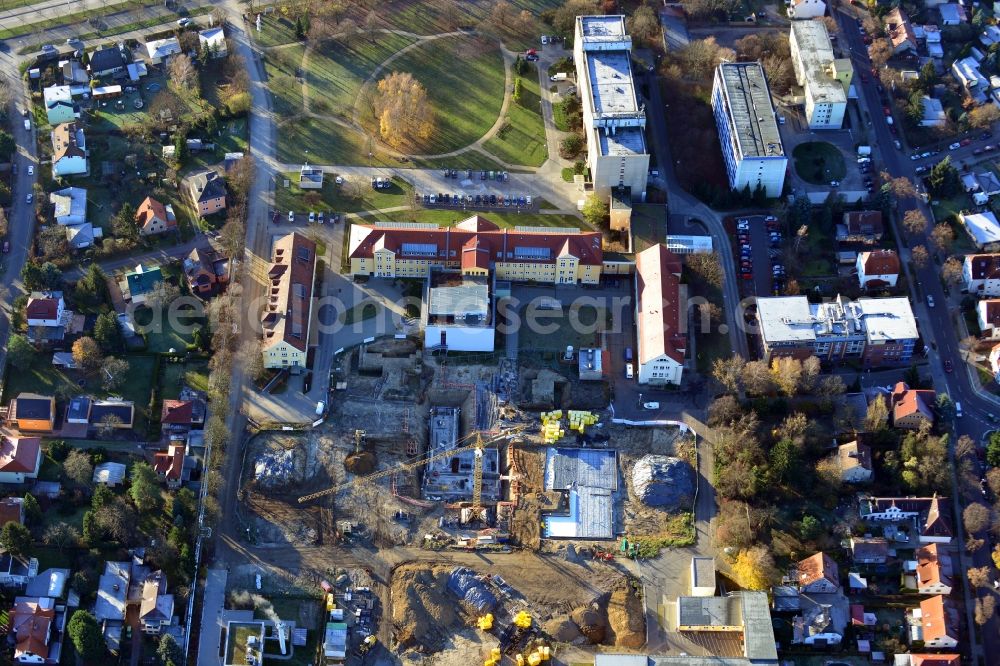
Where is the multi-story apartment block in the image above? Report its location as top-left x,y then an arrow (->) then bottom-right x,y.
348,216 -> 613,284
573,15 -> 649,202
261,233 -> 317,370
756,295 -> 918,366
963,253 -> 1000,296
790,20 -> 853,129
711,62 -> 787,198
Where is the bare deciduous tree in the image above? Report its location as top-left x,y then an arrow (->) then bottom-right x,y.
964,503 -> 992,534
712,354 -> 745,394
911,244 -> 929,268
168,54 -> 199,96
930,223 -> 955,253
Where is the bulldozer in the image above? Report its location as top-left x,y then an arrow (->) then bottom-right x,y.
357,634 -> 377,656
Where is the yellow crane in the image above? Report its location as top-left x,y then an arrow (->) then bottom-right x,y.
297,426 -> 524,504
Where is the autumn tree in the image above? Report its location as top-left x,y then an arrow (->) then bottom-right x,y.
911,244 -> 929,268
168,54 -> 199,96
868,39 -> 892,69
968,565 -> 993,589
488,0 -> 513,29
72,336 -> 103,373
882,172 -> 916,199
363,10 -> 379,42
552,0 -> 599,34
771,357 -> 803,396
941,256 -> 964,285
685,252 -> 724,288
975,595 -> 996,625
964,503 -> 991,534
712,354 -> 745,394
864,394 -> 889,432
64,450 -> 94,488
930,222 -> 955,253
626,5 -> 659,44
373,71 -> 434,149
581,194 -> 609,228
732,545 -> 779,590
678,37 -> 736,81
708,395 -> 743,428
742,359 -> 773,396
969,104 -> 1000,129
100,357 -> 129,392
902,209 -> 928,236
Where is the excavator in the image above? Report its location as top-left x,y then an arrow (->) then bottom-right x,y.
297,426 -> 525,521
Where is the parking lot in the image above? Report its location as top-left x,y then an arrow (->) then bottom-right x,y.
731,214 -> 785,298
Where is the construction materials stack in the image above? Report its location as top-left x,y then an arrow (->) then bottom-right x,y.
540,411 -> 565,444
567,410 -> 598,433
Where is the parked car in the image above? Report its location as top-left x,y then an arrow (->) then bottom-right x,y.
944,359 -> 953,373
308,211 -> 315,223
643,402 -> 660,410
949,142 -> 961,150
288,210 -> 294,222
927,295 -> 935,307
2,241 -> 8,253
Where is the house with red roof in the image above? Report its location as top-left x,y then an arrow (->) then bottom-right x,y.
635,245 -> 685,385
25,292 -> 66,329
0,497 -> 25,528
963,253 -> 1000,296
152,443 -> 186,489
856,250 -> 900,289
347,216 -> 605,284
906,595 -> 958,648
913,543 -> 952,594
795,552 -> 840,593
9,596 -> 64,664
135,196 -> 176,237
890,382 -> 936,430
261,233 -> 317,370
977,299 -> 1000,339
0,437 -> 42,484
893,655 -> 961,666
160,388 -> 206,434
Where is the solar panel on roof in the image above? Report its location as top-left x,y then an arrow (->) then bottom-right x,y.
514,246 -> 551,259
402,242 -> 437,256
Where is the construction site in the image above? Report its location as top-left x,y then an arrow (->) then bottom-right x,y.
235,337 -> 698,661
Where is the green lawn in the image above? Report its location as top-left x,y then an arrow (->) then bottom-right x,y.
160,359 -> 210,400
518,304 -> 605,351
365,208 -> 586,229
792,141 -> 847,185
134,312 -> 206,353
274,173 -> 411,214
482,64 -> 547,167
263,45 -> 306,119
631,204 -> 667,253
254,14 -> 303,48
304,33 -> 418,120
225,623 -> 261,666
383,35 -> 505,154
88,78 -> 167,132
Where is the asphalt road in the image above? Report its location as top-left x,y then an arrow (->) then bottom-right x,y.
838,6 -> 998,661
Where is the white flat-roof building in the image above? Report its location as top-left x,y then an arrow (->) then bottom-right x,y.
756,294 -> 918,367
790,20 -> 853,129
711,62 -> 787,198
961,211 -> 1000,247
573,15 -> 649,202
422,271 -> 495,352
665,235 -> 713,254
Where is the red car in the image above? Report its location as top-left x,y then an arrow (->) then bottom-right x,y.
883,106 -> 892,116
961,138 -> 972,147
944,360 -> 954,373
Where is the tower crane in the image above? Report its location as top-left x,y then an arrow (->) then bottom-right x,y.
297,426 -> 524,504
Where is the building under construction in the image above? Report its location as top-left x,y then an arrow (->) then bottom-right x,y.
421,407 -> 500,502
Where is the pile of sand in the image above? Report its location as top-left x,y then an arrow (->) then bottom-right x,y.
606,580 -> 645,648
570,605 -> 606,644
391,565 -> 460,651
344,451 -> 376,475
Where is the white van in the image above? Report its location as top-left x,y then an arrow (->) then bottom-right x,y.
625,363 -> 634,379
955,402 -> 963,418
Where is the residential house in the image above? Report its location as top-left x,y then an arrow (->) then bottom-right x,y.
95,561 -> 129,651
856,250 -> 900,289
894,655 -> 960,666
144,37 -> 180,65
991,342 -> 1000,380
837,211 -> 884,245
938,3 -> 965,25
953,58 -> 989,103
152,443 -> 186,489
923,25 -> 944,58
93,462 -> 127,487
838,440 -> 873,483
50,123 -> 87,177
49,187 -> 86,225
887,7 -> 917,53
66,396 -> 135,434
756,296 -> 918,367
907,595 -> 958,648
262,233 -> 317,370
88,44 -> 130,76
137,570 -> 173,634
299,165 -> 324,189
890,382 -> 936,429
26,292 -> 66,329
859,496 -> 953,544
920,96 -> 946,127
796,553 -> 840,593
792,591 -> 848,646
10,596 -> 64,664
135,196 -> 176,236
964,254 -> 1000,295
0,556 -> 38,588
188,171 -> 227,217
182,246 -> 230,297
914,544 -> 953,594
978,299 -> 1000,339
635,244 -> 686,386
849,536 -> 889,564
198,27 -> 227,57
65,223 -> 98,250
788,0 -> 826,19
119,265 -> 164,306
61,60 -> 89,84
0,497 -> 24,528
7,396 -> 55,433
41,85 -> 78,125
160,388 -> 206,434
0,437 -> 44,482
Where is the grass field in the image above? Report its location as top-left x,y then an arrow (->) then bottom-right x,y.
365,207 -> 585,229
631,204 -> 667,253
225,624 -> 261,666
383,35 -> 505,154
134,312 -> 205,353
263,45 -> 307,118
160,359 -> 210,400
792,141 -> 846,185
275,173 -> 412,214
482,64 -> 547,167
518,303 -> 605,351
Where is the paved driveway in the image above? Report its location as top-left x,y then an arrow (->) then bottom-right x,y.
196,568 -> 228,666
